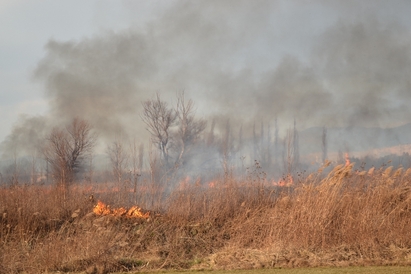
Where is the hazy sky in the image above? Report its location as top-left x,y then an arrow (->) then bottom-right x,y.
1,0 -> 411,156
0,0 -> 166,142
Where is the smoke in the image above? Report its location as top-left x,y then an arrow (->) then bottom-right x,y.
2,0 -> 411,159
0,115 -> 49,159
33,32 -> 158,141
312,18 -> 411,127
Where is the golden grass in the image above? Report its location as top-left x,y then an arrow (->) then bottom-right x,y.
1,164 -> 411,272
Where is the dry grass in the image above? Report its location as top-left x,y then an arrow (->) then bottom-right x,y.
2,164 -> 411,273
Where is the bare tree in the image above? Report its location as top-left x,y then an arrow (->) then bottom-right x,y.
174,92 -> 207,167
274,117 -> 279,165
221,119 -> 232,177
267,122 -> 272,168
259,121 -> 272,169
238,124 -> 243,152
206,118 -> 215,146
130,139 -> 144,200
12,147 -> 19,185
30,154 -> 37,184
141,92 -> 206,170
141,94 -> 176,167
253,122 -> 258,161
107,139 -> 128,201
260,121 -> 265,158
281,120 -> 300,176
283,129 -> 295,175
85,152 -> 94,184
43,118 -> 95,194
293,118 -> 300,169
322,126 -> 328,164
148,143 -> 162,209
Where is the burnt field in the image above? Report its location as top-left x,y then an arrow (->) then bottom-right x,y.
2,163 -> 411,273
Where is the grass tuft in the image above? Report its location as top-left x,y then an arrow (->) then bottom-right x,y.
2,165 -> 411,272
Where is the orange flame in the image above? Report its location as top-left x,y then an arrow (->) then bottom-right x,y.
93,200 -> 111,215
272,175 -> 293,187
345,153 -> 350,166
93,200 -> 149,219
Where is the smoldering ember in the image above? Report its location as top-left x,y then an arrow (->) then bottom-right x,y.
1,1 -> 411,273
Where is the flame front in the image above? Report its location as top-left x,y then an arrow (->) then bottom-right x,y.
93,200 -> 111,215
345,153 -> 351,166
93,201 -> 149,219
126,206 -> 150,218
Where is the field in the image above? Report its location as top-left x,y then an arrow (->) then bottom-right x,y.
137,266 -> 411,274
2,163 -> 411,273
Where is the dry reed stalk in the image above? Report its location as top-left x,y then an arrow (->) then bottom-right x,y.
2,165 -> 411,271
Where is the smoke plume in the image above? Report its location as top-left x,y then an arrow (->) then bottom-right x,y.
2,0 -> 411,160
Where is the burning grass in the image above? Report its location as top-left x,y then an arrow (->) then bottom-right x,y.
93,200 -> 150,219
1,164 -> 411,273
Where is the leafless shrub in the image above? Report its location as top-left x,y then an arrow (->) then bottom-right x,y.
174,91 -> 207,168
141,93 -> 176,167
107,139 -> 128,202
43,118 -> 96,197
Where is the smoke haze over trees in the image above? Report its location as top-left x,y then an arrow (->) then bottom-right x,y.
2,0 -> 411,181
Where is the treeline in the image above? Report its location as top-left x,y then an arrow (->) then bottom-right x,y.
3,92 -> 407,196
0,93 -> 304,186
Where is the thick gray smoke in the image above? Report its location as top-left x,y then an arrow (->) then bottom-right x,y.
312,19 -> 411,128
0,115 -> 49,159
33,33 -> 158,141
2,0 -> 411,160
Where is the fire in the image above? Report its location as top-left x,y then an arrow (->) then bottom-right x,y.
93,201 -> 149,219
93,200 -> 111,215
178,176 -> 191,190
345,153 -> 350,166
272,174 -> 293,187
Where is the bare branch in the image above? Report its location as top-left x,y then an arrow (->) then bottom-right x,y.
175,91 -> 207,166
43,118 -> 96,190
141,93 -> 176,166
